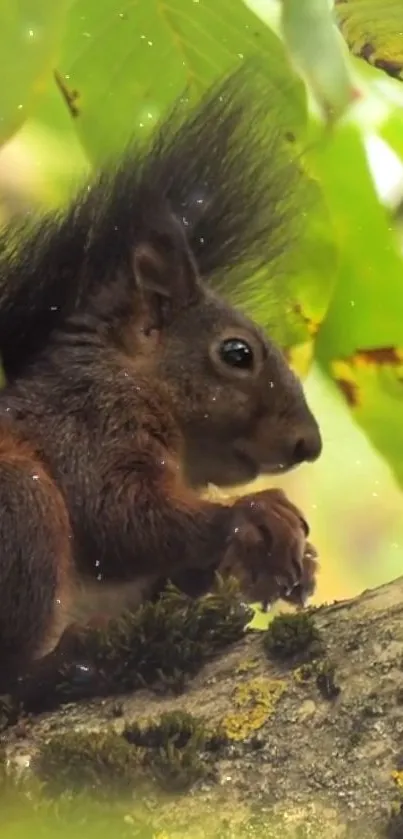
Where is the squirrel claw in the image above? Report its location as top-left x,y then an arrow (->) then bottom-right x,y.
219,490 -> 318,608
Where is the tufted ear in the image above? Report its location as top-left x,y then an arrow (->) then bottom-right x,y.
132,215 -> 202,326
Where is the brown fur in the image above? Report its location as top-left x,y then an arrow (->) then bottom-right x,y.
0,68 -> 322,685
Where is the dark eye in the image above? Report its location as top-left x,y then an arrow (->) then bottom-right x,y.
219,338 -> 254,370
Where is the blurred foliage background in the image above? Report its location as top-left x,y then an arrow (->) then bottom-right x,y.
1,2 -> 403,837
1,0 -> 403,617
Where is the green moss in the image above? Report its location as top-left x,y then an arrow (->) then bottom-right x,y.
125,710 -> 211,793
35,730 -> 144,798
125,710 -> 206,750
35,711 -> 215,800
145,739 -> 211,793
17,575 -> 252,715
263,611 -> 324,663
293,663 -> 314,684
314,659 -> 340,700
293,658 -> 340,700
220,676 -> 286,741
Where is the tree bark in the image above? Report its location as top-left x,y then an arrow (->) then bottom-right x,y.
3,575 -> 403,838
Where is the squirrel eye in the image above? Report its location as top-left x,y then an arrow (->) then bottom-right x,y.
219,338 -> 254,370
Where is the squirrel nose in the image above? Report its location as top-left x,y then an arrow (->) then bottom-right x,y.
288,425 -> 322,466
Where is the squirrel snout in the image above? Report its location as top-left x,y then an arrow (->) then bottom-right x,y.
286,423 -> 322,467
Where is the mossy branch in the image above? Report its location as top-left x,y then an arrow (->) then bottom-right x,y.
1,576 -> 403,839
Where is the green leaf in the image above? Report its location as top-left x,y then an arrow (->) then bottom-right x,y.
55,0 -> 307,162
216,160 -> 338,362
379,108 -> 403,165
282,0 -> 358,121
330,352 -> 403,487
0,1 -> 70,145
48,0 -> 338,360
335,0 -> 403,82
312,122 -> 403,487
313,123 -> 403,359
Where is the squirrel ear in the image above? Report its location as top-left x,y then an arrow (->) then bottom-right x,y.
132,242 -> 173,300
132,218 -> 202,318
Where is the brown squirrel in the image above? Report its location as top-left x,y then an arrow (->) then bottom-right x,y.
0,67 -> 322,687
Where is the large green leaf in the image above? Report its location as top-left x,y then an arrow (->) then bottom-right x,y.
47,0 -> 337,361
330,352 -> 403,486
215,161 -> 338,359
282,0 -> 358,121
335,0 -> 403,82
0,1 -> 70,145
55,0 -> 307,162
311,122 -> 403,486
379,107 -> 403,167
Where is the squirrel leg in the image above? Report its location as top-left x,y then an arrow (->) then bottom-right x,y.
10,458 -> 317,709
0,428 -> 72,688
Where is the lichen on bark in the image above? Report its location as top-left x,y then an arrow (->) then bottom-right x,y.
1,575 -> 403,838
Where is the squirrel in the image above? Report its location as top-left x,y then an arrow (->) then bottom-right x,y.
0,66 -> 322,688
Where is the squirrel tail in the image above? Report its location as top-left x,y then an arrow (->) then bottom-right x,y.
0,64 -> 305,377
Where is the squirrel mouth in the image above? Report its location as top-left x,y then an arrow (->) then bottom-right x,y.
234,447 -> 292,478
259,462 -> 296,476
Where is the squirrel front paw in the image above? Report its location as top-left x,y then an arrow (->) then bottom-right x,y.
219,489 -> 318,609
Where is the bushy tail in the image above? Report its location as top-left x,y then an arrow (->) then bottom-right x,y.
0,64 -> 306,377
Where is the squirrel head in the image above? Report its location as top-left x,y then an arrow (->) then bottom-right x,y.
121,213 -> 322,489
